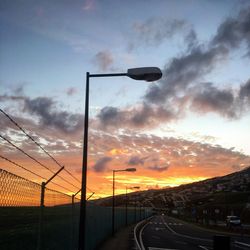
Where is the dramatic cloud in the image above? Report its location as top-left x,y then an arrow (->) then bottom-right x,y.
97,106 -> 119,125
97,44 -> 230,129
1,117 -> 250,194
97,104 -> 175,130
23,97 -> 84,134
129,17 -> 187,50
212,7 -> 250,56
147,165 -> 169,172
191,83 -> 236,118
145,45 -> 229,104
92,156 -> 112,172
185,29 -> 198,51
93,50 -> 114,71
239,79 -> 250,104
0,94 -> 84,135
127,156 -> 146,166
96,8 -> 250,130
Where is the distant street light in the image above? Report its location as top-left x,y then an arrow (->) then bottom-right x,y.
126,186 -> 140,226
112,168 -> 137,236
134,187 -> 141,223
78,67 -> 162,250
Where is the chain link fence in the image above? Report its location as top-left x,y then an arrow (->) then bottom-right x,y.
0,168 -> 80,250
0,168 -> 153,250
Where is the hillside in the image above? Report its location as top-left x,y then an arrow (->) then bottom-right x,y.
94,166 -> 250,222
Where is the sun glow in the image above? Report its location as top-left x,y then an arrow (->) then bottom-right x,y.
101,174 -> 208,196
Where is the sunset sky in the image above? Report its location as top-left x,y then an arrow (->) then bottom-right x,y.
1,0 -> 250,199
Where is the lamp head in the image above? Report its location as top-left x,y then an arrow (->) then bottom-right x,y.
125,168 -> 137,172
127,67 -> 162,82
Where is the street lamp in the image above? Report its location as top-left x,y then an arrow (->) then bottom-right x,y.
112,168 -> 136,236
125,186 -> 140,226
134,187 -> 141,223
78,67 -> 162,250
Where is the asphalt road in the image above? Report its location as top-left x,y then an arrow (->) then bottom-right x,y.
139,215 -> 250,250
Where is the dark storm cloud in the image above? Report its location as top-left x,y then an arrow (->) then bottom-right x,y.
97,106 -> 120,126
212,7 -> 250,56
96,7 -> 250,130
144,45 -> 229,104
96,44 -> 230,129
92,156 -> 112,172
130,104 -> 175,127
97,103 -> 175,129
23,97 -> 84,134
0,94 -> 84,137
191,83 -> 236,118
239,79 -> 250,102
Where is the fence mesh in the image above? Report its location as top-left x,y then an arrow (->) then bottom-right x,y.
0,168 -> 80,250
0,168 -> 41,206
0,168 -> 153,250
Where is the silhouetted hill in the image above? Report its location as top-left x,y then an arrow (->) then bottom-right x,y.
94,166 -> 250,217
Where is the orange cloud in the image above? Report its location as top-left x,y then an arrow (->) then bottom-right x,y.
1,123 -> 250,200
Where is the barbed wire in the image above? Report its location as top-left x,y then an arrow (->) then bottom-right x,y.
0,109 -> 106,197
0,108 -> 81,184
0,154 -> 74,193
0,134 -> 79,190
0,154 -> 46,180
64,168 -> 81,184
0,134 -> 55,174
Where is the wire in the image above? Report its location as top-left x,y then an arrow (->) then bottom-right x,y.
48,181 -> 74,193
0,134 -> 79,190
64,168 -> 81,184
0,108 -> 82,184
0,154 -> 74,193
87,186 -> 95,193
0,154 -> 46,180
0,134 -> 54,174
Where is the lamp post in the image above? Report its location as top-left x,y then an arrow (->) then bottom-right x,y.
112,168 -> 136,236
78,67 -> 162,250
125,186 -> 140,226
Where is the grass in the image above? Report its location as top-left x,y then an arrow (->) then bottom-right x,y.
0,206 -> 79,250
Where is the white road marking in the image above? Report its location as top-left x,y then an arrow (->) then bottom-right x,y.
155,227 -> 165,231
139,220 -> 149,250
234,241 -> 250,248
199,245 -> 210,250
161,216 -> 212,243
148,248 -> 179,250
234,245 -> 247,250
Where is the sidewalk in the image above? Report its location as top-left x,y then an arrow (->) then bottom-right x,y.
97,224 -> 136,250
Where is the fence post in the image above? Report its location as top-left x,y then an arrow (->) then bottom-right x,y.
71,194 -> 75,250
37,166 -> 64,250
37,182 -> 45,250
71,189 -> 81,250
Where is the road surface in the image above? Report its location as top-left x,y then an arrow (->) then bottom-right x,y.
139,215 -> 250,250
